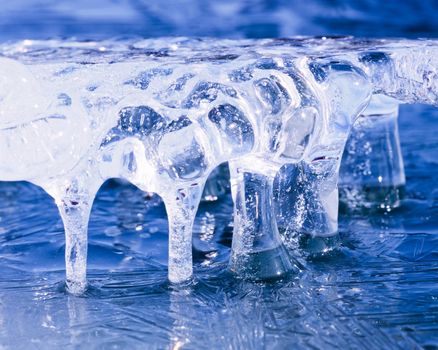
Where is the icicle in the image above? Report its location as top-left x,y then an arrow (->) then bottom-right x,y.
340,94 -> 405,211
274,59 -> 372,253
275,161 -> 340,254
163,182 -> 204,283
48,176 -> 100,294
229,160 -> 293,280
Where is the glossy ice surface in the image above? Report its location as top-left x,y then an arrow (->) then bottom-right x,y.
0,32 -> 437,350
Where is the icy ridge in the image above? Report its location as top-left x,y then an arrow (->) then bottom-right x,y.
0,37 -> 437,293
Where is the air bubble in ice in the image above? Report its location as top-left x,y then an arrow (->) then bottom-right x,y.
207,104 -> 254,155
182,81 -> 237,109
126,68 -> 173,90
119,106 -> 166,137
158,123 -> 209,180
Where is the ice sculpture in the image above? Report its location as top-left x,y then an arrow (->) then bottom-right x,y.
0,37 -> 437,293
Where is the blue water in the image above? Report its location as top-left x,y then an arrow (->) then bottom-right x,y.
0,1 -> 437,349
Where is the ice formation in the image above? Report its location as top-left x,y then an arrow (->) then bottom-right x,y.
0,37 -> 437,293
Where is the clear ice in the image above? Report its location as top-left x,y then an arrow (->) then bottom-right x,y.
0,37 -> 437,293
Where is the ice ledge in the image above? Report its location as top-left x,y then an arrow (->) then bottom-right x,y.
0,37 -> 437,293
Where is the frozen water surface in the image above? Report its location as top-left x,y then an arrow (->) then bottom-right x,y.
0,38 -> 437,349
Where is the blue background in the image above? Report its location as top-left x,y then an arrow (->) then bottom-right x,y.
1,0 -> 438,41
0,1 -> 437,349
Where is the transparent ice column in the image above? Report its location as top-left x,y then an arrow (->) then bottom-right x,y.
225,70 -> 304,280
274,59 -> 372,255
275,160 -> 340,255
340,94 -> 405,211
203,99 -> 294,280
229,159 -> 294,280
163,182 -> 204,284
47,172 -> 101,295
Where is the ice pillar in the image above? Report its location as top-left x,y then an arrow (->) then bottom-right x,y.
276,60 -> 372,254
229,160 -> 293,280
340,94 -> 405,211
50,176 -> 99,294
163,182 -> 204,284
275,159 -> 340,255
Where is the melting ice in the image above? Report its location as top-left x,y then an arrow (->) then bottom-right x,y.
0,37 -> 437,293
